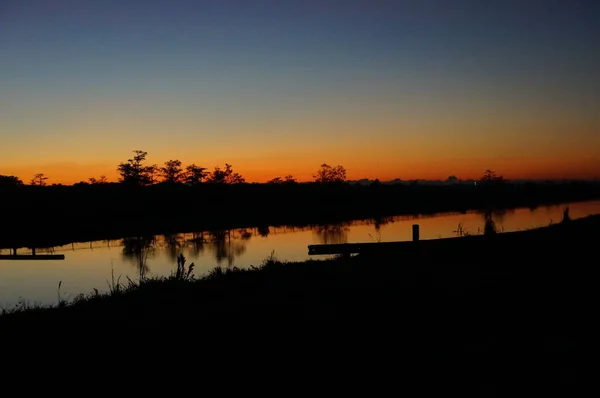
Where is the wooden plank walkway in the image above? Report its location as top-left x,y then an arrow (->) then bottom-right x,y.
309,223 -> 425,255
308,241 -> 418,255
307,219 -> 583,255
0,254 -> 65,260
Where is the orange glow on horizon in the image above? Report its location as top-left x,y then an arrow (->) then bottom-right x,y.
1,154 -> 598,185
3,1 -> 600,191
2,93 -> 599,185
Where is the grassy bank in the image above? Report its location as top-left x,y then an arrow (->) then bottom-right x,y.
2,214 -> 595,320
2,215 -> 593,392
0,216 -> 600,323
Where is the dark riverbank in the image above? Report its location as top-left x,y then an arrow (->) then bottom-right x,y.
1,215 -> 593,393
2,180 -> 599,250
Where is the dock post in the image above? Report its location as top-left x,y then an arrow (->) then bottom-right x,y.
412,224 -> 420,242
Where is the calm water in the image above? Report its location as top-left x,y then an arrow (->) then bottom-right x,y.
1,199 -> 599,309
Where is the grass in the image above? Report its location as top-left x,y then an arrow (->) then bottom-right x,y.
1,215 -> 594,393
2,215 -> 597,315
2,215 -> 596,317
173,253 -> 195,281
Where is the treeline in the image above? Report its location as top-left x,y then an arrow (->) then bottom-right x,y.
2,150 -> 600,249
0,149 -> 347,187
1,175 -> 600,249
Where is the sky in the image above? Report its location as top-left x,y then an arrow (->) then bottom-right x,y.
1,0 -> 599,184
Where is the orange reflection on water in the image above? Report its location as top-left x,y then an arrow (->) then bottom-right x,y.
1,200 -> 600,309
309,200 -> 600,244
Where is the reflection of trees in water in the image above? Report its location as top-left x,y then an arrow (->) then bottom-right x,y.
186,232 -> 207,258
238,228 -> 253,240
121,236 -> 156,281
477,208 -> 514,225
257,226 -> 270,237
371,216 -> 395,232
475,208 -> 515,233
162,233 -> 184,262
313,223 -> 350,245
118,230 -> 249,268
205,230 -> 247,267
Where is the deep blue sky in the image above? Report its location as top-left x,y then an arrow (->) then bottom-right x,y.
1,0 -> 599,182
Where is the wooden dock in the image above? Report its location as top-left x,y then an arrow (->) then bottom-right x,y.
309,223 -> 425,255
307,218 -> 585,256
308,241 -> 417,255
307,234 -> 508,255
0,254 -> 65,260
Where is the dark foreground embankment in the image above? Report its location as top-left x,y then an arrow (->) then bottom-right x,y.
1,216 -> 595,393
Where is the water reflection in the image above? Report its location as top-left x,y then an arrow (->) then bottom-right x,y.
473,208 -> 515,234
121,236 -> 155,281
186,232 -> 207,258
372,215 -> 395,232
313,222 -> 351,245
123,230 -> 251,268
475,208 -> 514,224
121,230 -> 251,271
257,226 -> 270,237
3,199 -> 600,308
162,233 -> 185,262
205,230 -> 247,267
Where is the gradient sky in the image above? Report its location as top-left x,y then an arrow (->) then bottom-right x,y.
1,0 -> 599,184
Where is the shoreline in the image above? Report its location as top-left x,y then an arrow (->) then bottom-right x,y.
2,187 -> 598,250
2,213 -> 596,319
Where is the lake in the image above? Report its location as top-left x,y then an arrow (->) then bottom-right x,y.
1,199 -> 599,309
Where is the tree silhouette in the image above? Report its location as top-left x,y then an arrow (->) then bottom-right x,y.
313,164 -> 346,183
89,175 -> 108,184
30,173 -> 49,186
207,164 -> 245,184
0,175 -> 23,188
146,164 -> 159,185
160,159 -> 183,183
481,170 -> 505,185
117,150 -> 154,186
268,175 -> 297,184
185,164 -> 208,185
267,177 -> 283,184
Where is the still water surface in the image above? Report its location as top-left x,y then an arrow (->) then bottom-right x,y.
1,200 -> 599,308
